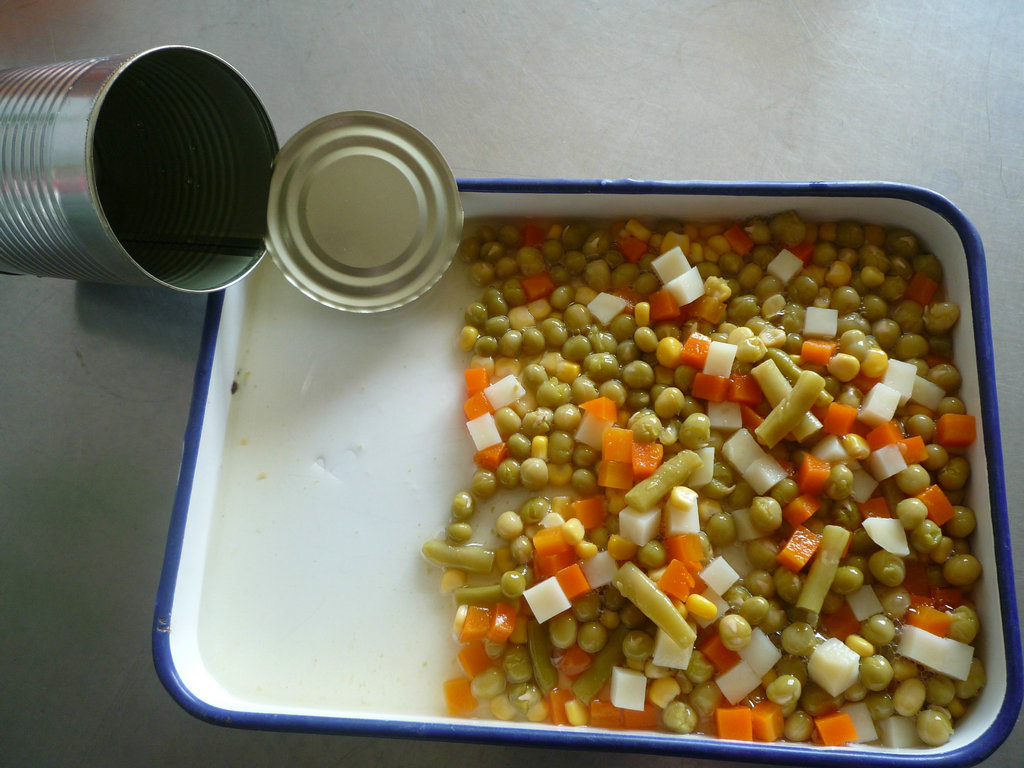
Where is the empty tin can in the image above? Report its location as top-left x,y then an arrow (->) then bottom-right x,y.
0,45 -> 278,291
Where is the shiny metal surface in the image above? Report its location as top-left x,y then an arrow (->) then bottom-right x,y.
0,46 -> 277,291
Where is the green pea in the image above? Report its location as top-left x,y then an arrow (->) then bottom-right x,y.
507,432 -> 532,460
831,565 -> 864,595
501,569 -> 527,598
781,622 -> 817,656
865,691 -> 894,721
536,377 -> 571,408
637,540 -> 667,570
946,506 -> 977,539
678,412 -> 711,449
662,701 -> 698,734
685,650 -> 714,685
774,567 -> 803,604
750,496 -> 783,533
577,621 -> 608,654
562,334 -> 592,362
766,674 -> 802,706
472,469 -> 497,499
868,550 -> 906,587
549,613 -> 578,649
451,491 -> 475,521
739,596 -> 771,625
496,458 -> 521,488
521,326 -> 546,356
706,511 -> 737,548
860,654 -> 894,691
573,591 -> 601,623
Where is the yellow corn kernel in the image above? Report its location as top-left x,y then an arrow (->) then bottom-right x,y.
556,360 -> 581,383
575,540 -> 598,559
656,336 -> 683,368
494,546 -> 516,574
819,221 -> 837,242
548,463 -> 573,487
634,301 -> 651,328
660,231 -> 690,255
531,436 -> 548,460
626,657 -> 645,671
706,234 -> 731,256
546,224 -> 563,240
607,534 -> 637,561
527,699 -> 549,722
688,241 -> 704,263
490,694 -> 519,721
440,568 -> 467,594
459,325 -> 479,351
864,224 -> 886,247
759,326 -> 787,349
470,355 -> 494,377
841,433 -> 871,461
860,347 -> 889,378
845,634 -> 875,658
727,326 -> 755,344
803,222 -> 819,243
672,600 -> 689,621
948,698 -> 966,719
649,233 -> 663,251
648,676 -> 681,708
685,593 -> 718,623
565,699 -> 589,726
699,222 -> 725,238
684,223 -> 700,241
562,518 -> 585,546
825,260 -> 853,287
827,352 -> 861,382
705,276 -> 732,302
606,489 -> 628,514
625,218 -> 652,242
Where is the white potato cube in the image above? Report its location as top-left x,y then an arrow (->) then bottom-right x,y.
722,429 -> 764,472
652,628 -> 694,670
911,375 -> 946,411
619,506 -> 662,547
878,715 -> 922,748
858,383 -> 901,427
850,469 -> 879,503
663,487 -> 700,536
841,702 -> 879,743
699,556 -> 740,596
576,411 -> 611,448
707,400 -> 742,431
580,550 -> 619,589
766,248 -> 804,284
704,341 -> 738,377
523,577 -> 570,624
863,517 -> 910,556
804,306 -> 839,339
808,637 -> 861,697
483,374 -> 526,410
664,266 -> 705,306
882,359 -> 918,405
847,584 -> 884,622
611,666 -> 648,711
720,543 -> 754,577
688,446 -> 715,487
466,413 -> 502,451
730,507 -> 760,542
898,625 -> 974,680
867,442 -> 908,480
652,246 -> 690,284
738,629 -> 782,678
744,455 -> 788,495
588,292 -> 629,325
716,660 -> 761,705
810,434 -> 847,462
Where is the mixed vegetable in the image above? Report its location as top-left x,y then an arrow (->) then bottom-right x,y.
423,212 -> 985,748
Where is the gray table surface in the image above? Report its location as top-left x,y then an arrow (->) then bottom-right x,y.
2,1 -> 1022,766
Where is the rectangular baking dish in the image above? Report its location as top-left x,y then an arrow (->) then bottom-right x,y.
153,180 -> 1021,766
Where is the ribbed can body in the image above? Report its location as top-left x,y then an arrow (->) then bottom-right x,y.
0,47 -> 278,292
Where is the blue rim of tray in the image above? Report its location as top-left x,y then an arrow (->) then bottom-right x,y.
152,179 -> 1021,767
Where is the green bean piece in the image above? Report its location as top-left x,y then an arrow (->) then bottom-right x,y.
453,584 -> 505,605
612,562 -> 697,649
756,369 -> 826,448
572,624 -> 628,703
750,359 -> 822,441
527,620 -> 558,695
624,450 -> 702,511
421,539 -> 494,574
796,524 -> 850,614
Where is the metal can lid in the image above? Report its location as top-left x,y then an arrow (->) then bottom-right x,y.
266,111 -> 461,312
